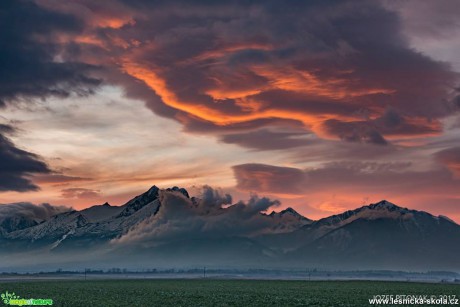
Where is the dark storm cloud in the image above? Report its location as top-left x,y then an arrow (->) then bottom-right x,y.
0,133 -> 51,192
322,108 -> 441,145
233,164 -> 306,194
0,0 -> 103,192
0,124 -> 16,134
100,0 -> 458,146
0,0 -> 100,106
115,186 -> 280,243
233,162 -> 460,196
0,123 -> 90,192
322,119 -> 388,145
23,0 -> 458,153
181,116 -> 304,135
249,90 -> 360,117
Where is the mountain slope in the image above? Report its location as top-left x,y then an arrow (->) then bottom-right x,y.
0,215 -> 39,234
1,190 -> 459,271
268,207 -> 312,233
4,186 -> 162,250
289,200 -> 460,270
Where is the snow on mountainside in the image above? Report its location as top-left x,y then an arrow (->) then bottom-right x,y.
7,211 -> 89,241
254,200 -> 460,254
1,187 -> 460,270
80,203 -> 123,223
0,215 -> 39,233
0,202 -> 71,235
300,199 -> 451,237
290,200 -> 460,270
268,207 -> 312,233
117,186 -> 159,217
5,186 -> 162,246
305,200 -> 414,234
1,185 -> 312,248
302,199 -> 458,237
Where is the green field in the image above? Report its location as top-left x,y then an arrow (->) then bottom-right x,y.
1,279 -> 459,307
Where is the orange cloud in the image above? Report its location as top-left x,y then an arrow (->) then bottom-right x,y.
251,65 -> 395,100
189,43 -> 274,63
121,60 -> 365,136
33,0 -> 457,147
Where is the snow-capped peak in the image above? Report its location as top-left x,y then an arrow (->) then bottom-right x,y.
116,186 -> 160,217
147,185 -> 159,197
368,200 -> 401,210
280,207 -> 300,216
270,207 -> 309,220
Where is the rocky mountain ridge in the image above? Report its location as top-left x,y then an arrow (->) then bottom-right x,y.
0,186 -> 459,271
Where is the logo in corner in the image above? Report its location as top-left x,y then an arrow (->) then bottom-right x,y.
1,291 -> 53,306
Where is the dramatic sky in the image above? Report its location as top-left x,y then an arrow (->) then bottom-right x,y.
1,0 -> 460,222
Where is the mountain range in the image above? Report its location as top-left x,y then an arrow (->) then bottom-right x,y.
0,185 -> 459,272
